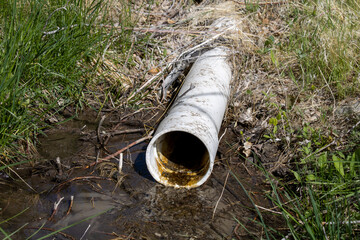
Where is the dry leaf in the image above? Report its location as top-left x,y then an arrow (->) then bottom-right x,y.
239,108 -> 254,124
167,19 -> 176,24
148,67 -> 160,75
243,141 -> 253,157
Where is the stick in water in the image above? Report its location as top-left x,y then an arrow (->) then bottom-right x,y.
49,197 -> 64,221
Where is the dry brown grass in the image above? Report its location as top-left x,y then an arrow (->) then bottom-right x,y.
110,0 -> 359,176
85,0 -> 359,172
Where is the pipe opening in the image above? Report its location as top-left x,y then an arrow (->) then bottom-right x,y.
154,131 -> 210,187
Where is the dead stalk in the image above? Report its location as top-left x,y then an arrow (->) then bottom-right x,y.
0,160 -> 37,193
254,204 -> 282,215
118,153 -> 123,173
212,171 -> 230,220
301,140 -> 336,162
231,0 -> 288,5
318,67 -> 336,117
97,115 -> 106,146
80,224 -> 91,240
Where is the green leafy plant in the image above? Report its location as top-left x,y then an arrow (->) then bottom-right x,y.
264,102 -> 292,141
264,117 -> 278,140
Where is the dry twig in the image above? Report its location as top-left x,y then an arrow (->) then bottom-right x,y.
49,197 -> 64,221
66,195 -> 74,216
56,157 -> 63,176
26,227 -> 76,240
212,171 -> 230,220
93,134 -> 153,165
83,132 -> 153,169
127,25 -> 235,101
55,176 -> 113,191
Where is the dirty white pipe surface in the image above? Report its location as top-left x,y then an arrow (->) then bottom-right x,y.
146,47 -> 232,188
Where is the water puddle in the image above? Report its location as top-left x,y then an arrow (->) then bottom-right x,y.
0,116 -> 284,239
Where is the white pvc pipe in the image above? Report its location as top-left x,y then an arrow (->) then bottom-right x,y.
146,47 -> 232,188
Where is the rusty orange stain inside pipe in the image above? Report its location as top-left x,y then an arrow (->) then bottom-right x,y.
154,131 -> 210,187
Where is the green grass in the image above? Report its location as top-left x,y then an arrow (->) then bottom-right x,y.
235,143 -> 360,239
0,0 -> 149,162
273,1 -> 360,237
0,0 -> 111,162
0,1 -> 145,236
277,0 -> 360,98
283,125 -> 360,239
270,149 -> 360,239
236,1 -> 360,238
253,98 -> 360,238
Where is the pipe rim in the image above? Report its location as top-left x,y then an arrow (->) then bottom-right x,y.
146,128 -> 215,188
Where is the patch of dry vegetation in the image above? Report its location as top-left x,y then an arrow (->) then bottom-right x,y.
120,0 -> 360,238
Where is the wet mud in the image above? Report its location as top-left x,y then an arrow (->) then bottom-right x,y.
0,112 -> 284,239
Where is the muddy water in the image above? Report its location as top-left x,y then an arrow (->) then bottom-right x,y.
0,117 -> 283,239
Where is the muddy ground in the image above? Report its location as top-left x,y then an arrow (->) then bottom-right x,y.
0,109 -> 285,239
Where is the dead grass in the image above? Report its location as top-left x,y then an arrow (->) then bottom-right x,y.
116,0 -> 359,178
